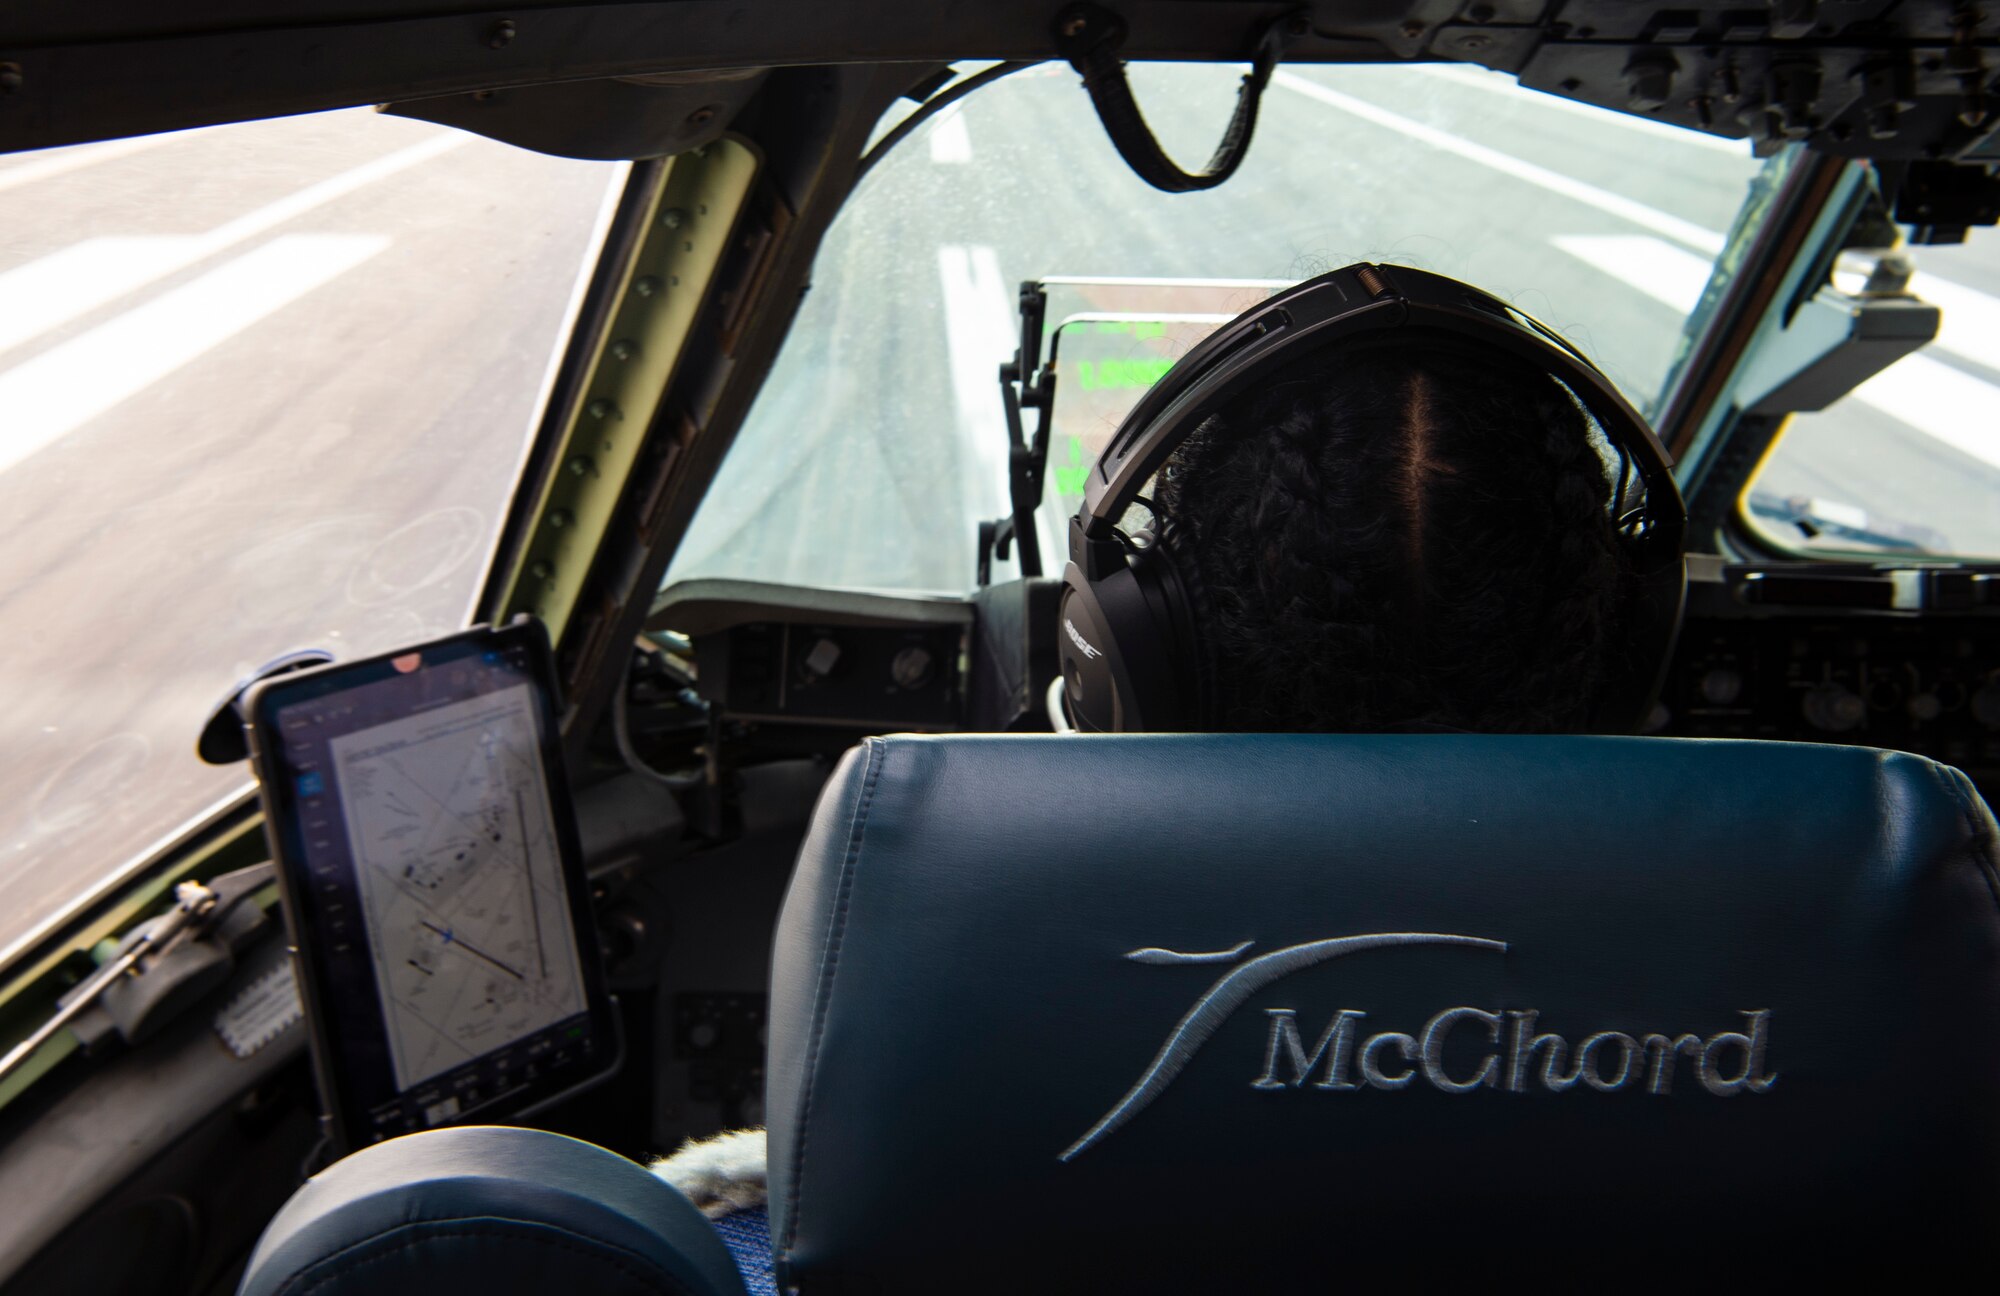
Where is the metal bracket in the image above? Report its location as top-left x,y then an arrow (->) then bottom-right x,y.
981,281 -> 1055,585
0,861 -> 273,1089
1736,281 -> 1940,415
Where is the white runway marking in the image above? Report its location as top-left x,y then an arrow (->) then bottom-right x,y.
1273,71 -> 1726,256
936,243 -> 1027,566
1553,232 -> 2000,469
1286,67 -> 2000,350
929,109 -> 973,164
1294,64 -> 2000,374
0,133 -> 186,196
0,133 -> 465,358
1550,234 -> 1713,313
198,133 -> 465,248
0,237 -> 204,355
1848,353 -> 2000,469
1413,65 -> 1753,156
1903,271 -> 2000,373
0,234 -> 388,477
1558,232 -> 2000,376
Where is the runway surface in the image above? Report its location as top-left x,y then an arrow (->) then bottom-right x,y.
672,62 -> 2000,599
0,111 -> 619,959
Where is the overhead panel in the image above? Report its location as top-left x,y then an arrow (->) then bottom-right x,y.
1510,1 -> 2000,162
11,3 -> 2000,164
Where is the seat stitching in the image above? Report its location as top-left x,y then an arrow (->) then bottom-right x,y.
277,1220 -> 704,1296
781,738 -> 886,1260
1928,759 -> 2000,914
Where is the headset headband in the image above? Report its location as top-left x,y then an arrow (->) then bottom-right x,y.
1070,263 -> 1685,582
1056,262 -> 1690,735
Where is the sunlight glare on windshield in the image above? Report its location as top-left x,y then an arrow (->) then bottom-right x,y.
0,111 -> 619,965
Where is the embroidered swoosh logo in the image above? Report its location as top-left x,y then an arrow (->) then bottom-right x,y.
1124,940 -> 1253,966
1059,931 -> 1507,1162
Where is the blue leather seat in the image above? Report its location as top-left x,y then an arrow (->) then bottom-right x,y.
242,733 -> 2000,1292
236,1126 -> 750,1296
766,734 -> 2000,1290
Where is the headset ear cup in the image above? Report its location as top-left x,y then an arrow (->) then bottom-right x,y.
1153,519 -> 1218,727
1062,528 -> 1201,733
1056,565 -> 1119,733
1595,552 -> 1685,733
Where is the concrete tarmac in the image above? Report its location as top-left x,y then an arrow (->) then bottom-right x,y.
0,110 -> 617,959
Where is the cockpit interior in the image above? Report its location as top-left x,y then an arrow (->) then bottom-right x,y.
2,2 -> 2000,1291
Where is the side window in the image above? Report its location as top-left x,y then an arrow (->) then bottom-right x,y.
0,112 -> 617,961
1741,224 -> 2000,558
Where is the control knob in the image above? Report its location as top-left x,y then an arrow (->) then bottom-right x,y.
1697,667 -> 1743,706
803,636 -> 842,679
890,645 -> 935,690
1973,680 -> 2000,729
1801,683 -> 1866,733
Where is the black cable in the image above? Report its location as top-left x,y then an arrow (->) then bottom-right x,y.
298,1131 -> 332,1183
853,61 -> 1041,187
1611,442 -> 1641,539
1047,675 -> 1075,733
1053,2 -> 1302,194
614,651 -> 703,792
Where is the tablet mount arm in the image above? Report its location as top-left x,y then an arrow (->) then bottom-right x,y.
981,280 -> 1055,586
197,648 -> 337,765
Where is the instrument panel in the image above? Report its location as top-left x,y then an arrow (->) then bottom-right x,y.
651,578 -> 977,731
698,619 -> 964,729
1657,560 -> 2000,792
655,564 -> 2000,798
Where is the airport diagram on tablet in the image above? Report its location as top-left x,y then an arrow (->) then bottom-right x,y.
330,684 -> 586,1089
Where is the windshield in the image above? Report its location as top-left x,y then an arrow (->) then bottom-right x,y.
1742,225 -> 2000,558
0,111 -> 619,964
668,61 -> 1763,595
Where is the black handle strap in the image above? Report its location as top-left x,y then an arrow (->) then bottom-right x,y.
1053,3 -> 1302,194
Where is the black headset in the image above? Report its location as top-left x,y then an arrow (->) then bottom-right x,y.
1055,262 -> 1687,734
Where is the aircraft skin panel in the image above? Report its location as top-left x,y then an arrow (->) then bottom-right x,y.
4,2 -> 2000,165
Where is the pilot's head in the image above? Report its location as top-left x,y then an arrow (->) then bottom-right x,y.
1152,338 -> 1638,733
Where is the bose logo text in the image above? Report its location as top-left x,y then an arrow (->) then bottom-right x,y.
1063,618 -> 1101,660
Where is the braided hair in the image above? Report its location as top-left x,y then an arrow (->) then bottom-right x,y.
1154,336 -> 1632,733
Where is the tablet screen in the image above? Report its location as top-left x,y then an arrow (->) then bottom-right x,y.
249,622 -> 614,1150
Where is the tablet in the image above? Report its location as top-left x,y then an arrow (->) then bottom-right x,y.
246,620 -> 616,1152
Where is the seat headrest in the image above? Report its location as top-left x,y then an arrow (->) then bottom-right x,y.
238,1126 -> 749,1296
767,734 -> 2000,1290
